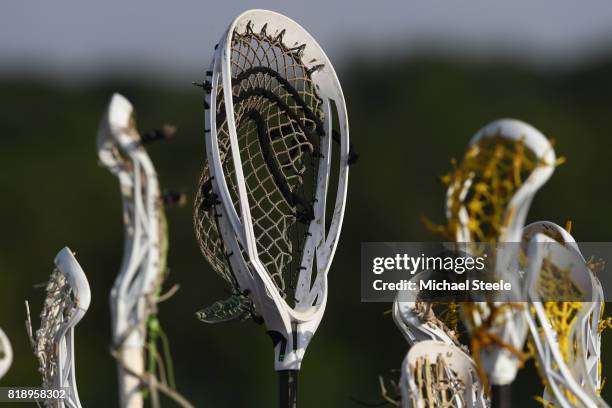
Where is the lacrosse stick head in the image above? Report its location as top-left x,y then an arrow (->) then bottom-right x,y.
0,328 -> 12,380
198,9 -> 349,370
393,271 -> 462,347
524,230 -> 605,406
445,118 -> 556,244
400,340 -> 484,408
33,247 -> 90,406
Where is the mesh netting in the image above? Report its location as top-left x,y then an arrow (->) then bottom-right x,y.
425,136 -> 540,242
541,303 -> 581,365
33,269 -> 74,392
193,165 -> 234,286
536,258 -> 583,302
408,354 -> 466,408
533,257 -> 583,366
528,258 -> 585,405
194,21 -> 325,305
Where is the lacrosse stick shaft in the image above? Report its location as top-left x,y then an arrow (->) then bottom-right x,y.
117,347 -> 144,408
279,370 -> 298,408
492,385 -> 511,408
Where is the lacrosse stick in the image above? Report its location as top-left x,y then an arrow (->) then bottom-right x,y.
193,9 -> 349,407
400,340 -> 484,408
26,247 -> 91,408
523,222 -> 608,407
98,93 -> 186,408
0,327 -> 12,380
524,221 -> 607,398
429,119 -> 557,406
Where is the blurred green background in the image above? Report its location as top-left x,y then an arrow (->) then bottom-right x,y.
1,52 -> 612,407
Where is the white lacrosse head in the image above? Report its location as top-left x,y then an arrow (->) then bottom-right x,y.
445,119 -> 556,386
206,9 -> 349,370
0,328 -> 12,380
400,340 -> 485,408
33,247 -> 90,408
523,223 -> 607,407
393,272 -> 461,347
97,92 -> 164,349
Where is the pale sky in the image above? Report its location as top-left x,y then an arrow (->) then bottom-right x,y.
2,0 -> 612,80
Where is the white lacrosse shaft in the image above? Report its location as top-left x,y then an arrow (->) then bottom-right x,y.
97,93 -> 163,408
523,222 -> 608,408
207,9 -> 349,372
452,119 -> 555,387
0,328 -> 12,380
54,247 -> 91,408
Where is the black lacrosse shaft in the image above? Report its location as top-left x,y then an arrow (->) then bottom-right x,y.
492,384 -> 511,408
278,370 -> 298,408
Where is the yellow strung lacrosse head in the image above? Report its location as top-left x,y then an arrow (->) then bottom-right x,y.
523,222 -> 608,407
444,119 -> 556,244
